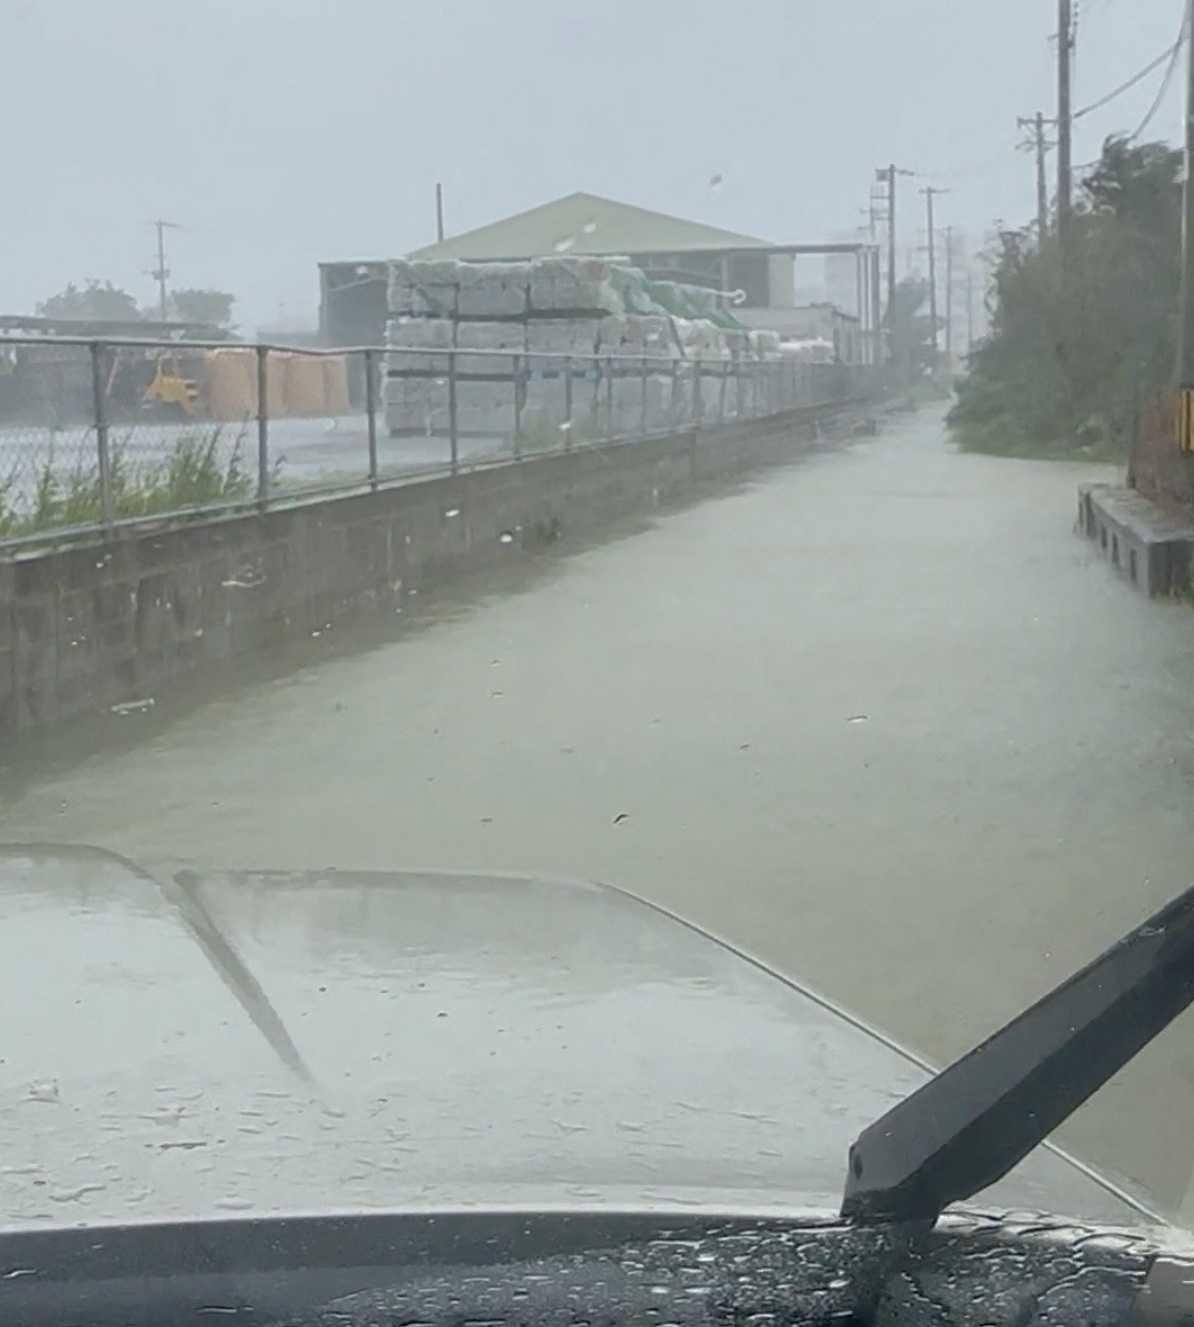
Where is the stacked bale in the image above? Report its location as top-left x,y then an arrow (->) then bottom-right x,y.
383,254 -> 781,438
596,314 -> 675,432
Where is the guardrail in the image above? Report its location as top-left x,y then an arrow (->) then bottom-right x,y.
0,334 -> 874,550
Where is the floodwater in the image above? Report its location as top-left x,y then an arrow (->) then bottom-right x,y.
4,406 -> 1194,1218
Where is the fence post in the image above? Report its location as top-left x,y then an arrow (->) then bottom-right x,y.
448,352 -> 459,473
718,359 -> 728,425
605,355 -> 614,438
255,345 -> 270,505
640,354 -> 649,437
563,355 -> 573,450
89,341 -> 114,527
735,352 -> 745,419
670,358 -> 680,429
364,348 -> 379,489
693,358 -> 703,428
512,353 -> 523,459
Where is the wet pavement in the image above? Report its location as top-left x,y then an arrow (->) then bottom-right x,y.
4,406 -> 1194,1218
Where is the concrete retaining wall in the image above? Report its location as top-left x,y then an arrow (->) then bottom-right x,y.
1078,482 -> 1194,597
0,409 -> 836,737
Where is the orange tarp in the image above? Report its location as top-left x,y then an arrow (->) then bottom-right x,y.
285,354 -> 327,415
205,348 -> 350,419
322,355 -> 351,415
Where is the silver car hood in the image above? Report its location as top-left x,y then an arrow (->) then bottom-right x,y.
0,846 -> 1152,1230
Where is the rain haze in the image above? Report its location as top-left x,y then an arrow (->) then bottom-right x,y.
7,0 -> 1194,1303
2,0 -> 1186,325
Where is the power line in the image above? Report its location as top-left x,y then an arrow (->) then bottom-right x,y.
1073,40 -> 1184,120
1127,3 -> 1189,141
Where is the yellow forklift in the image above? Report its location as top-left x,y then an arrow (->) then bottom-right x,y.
140,349 -> 207,418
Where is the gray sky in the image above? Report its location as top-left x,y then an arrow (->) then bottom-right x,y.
4,0 -> 1186,329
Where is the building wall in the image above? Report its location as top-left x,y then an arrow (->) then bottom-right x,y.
767,256 -> 796,309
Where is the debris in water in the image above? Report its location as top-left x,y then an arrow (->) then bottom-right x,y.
738,743 -> 751,750
559,419 -> 573,431
499,531 -> 515,544
110,698 -> 155,716
444,507 -> 461,518
480,817 -> 494,824
613,812 -> 630,825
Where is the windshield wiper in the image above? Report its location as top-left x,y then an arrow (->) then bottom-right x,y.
842,883 -> 1194,1223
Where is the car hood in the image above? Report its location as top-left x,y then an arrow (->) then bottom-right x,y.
0,846 -> 1153,1230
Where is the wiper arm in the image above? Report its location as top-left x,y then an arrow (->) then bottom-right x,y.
842,883 -> 1194,1223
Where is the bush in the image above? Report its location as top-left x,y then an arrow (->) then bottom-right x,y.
0,426 -> 252,538
950,137 -> 1182,459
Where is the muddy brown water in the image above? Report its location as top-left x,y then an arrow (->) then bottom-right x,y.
4,407 -> 1194,1219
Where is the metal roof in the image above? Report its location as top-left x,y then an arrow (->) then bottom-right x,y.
408,191 -> 774,261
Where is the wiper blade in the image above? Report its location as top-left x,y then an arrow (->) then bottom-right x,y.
842,883 -> 1194,1223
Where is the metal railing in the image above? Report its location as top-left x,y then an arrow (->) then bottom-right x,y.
0,334 -> 874,549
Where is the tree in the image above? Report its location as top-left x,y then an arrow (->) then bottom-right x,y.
37,280 -> 141,322
168,289 -> 236,328
887,277 -> 939,378
950,135 -> 1182,456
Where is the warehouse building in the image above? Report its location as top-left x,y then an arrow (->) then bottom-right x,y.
319,192 -> 878,360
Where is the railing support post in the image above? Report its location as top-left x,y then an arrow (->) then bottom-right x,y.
364,348 -> 379,489
255,345 -> 270,506
89,341 -> 114,527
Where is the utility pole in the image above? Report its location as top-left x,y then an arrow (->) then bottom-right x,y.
966,269 -> 975,355
1017,112 -> 1052,239
1057,0 -> 1074,257
148,219 -> 181,320
921,187 -> 948,366
871,246 -> 882,367
435,183 -> 445,243
1176,0 -> 1194,452
944,226 -> 954,362
877,164 -> 915,365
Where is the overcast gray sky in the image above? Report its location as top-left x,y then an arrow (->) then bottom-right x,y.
3,0 -> 1186,329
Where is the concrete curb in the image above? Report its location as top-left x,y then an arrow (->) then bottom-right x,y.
1077,483 -> 1194,597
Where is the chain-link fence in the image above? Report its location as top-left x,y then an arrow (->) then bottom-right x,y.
0,335 -> 877,547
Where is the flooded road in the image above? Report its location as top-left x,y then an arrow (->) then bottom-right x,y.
4,406 -> 1194,1217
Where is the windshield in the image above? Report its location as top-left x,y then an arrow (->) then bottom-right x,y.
2,0 -> 1194,1239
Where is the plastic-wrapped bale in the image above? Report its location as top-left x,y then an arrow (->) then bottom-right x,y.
597,314 -> 670,357
454,321 -> 526,377
601,314 -> 672,357
529,256 -> 622,316
387,259 -> 459,319
455,262 -> 530,320
454,381 -> 517,436
526,320 -> 599,377
723,329 -> 751,355
386,318 -> 454,376
749,329 -> 783,358
384,377 -> 449,435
